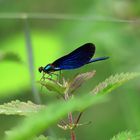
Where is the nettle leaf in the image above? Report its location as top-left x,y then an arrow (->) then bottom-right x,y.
0,51 -> 22,63
0,100 -> 44,116
38,80 -> 66,95
66,71 -> 96,94
5,95 -> 104,140
5,72 -> 140,140
92,72 -> 140,95
111,131 -> 140,140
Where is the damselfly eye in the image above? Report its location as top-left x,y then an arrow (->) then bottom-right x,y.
38,67 -> 44,73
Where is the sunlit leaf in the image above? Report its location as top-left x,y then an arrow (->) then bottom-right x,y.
0,100 -> 44,116
111,131 -> 140,140
92,72 -> 140,95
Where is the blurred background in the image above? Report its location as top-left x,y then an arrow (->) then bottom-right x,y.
0,0 -> 140,139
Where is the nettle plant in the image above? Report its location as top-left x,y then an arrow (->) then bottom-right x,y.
0,70 -> 140,140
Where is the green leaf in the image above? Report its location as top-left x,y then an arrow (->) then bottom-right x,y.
111,131 -> 140,140
0,51 -> 22,63
5,72 -> 140,140
5,95 -> 104,140
0,100 -> 44,116
92,72 -> 140,95
66,71 -> 96,94
38,80 -> 66,95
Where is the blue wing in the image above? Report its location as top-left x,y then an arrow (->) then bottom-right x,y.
52,43 -> 95,70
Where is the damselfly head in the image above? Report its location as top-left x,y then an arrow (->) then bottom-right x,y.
38,66 -> 44,73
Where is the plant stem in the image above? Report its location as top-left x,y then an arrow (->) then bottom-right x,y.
68,112 -> 76,140
64,92 -> 76,140
24,18 -> 41,104
71,130 -> 76,140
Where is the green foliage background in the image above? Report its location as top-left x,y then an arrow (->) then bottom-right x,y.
0,0 -> 140,140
